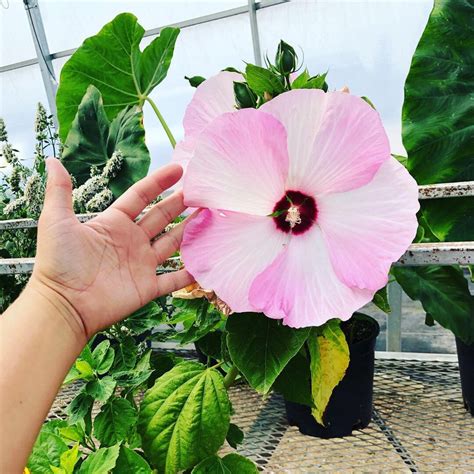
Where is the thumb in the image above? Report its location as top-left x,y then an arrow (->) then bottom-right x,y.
42,157 -> 74,218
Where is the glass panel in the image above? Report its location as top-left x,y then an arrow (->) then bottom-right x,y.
257,0 -> 433,155
41,0 -> 247,54
0,65 -> 49,166
53,13 -> 254,170
0,1 -> 37,66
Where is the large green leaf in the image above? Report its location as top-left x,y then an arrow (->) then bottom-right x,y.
62,85 -> 150,196
402,0 -> 474,240
138,361 -> 230,473
226,312 -> 310,394
56,13 -> 179,141
93,397 -> 138,446
192,453 -> 258,474
307,320 -> 349,425
393,265 -> 474,344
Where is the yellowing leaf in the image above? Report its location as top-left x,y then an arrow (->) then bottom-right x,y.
308,320 -> 349,425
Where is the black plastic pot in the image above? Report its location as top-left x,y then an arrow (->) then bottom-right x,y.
285,314 -> 380,438
455,337 -> 474,416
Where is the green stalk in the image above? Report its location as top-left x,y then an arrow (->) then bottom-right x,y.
146,96 -> 176,148
223,365 -> 239,389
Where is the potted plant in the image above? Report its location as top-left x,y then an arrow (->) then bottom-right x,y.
170,38 -> 418,438
393,0 -> 474,414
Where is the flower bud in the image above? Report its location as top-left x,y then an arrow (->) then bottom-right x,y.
233,81 -> 257,109
275,40 -> 297,75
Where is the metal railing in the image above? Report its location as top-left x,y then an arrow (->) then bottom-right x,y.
1,180 -> 473,352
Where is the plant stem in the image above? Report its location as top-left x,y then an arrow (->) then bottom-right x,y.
223,365 -> 239,389
146,96 -> 176,149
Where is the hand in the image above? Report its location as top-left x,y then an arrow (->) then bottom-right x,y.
29,158 -> 194,342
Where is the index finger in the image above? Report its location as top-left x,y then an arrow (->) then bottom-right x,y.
110,164 -> 183,220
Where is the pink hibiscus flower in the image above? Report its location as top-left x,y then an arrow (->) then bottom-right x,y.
180,89 -> 419,328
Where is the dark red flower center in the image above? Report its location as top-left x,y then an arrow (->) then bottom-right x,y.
272,190 -> 317,235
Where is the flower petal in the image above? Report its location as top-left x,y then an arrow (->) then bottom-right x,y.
249,226 -> 373,328
171,136 -> 196,173
183,71 -> 241,136
261,90 -> 390,195
184,109 -> 289,215
181,209 -> 288,313
318,158 -> 419,291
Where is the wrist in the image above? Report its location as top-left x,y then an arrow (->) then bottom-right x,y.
23,276 -> 88,349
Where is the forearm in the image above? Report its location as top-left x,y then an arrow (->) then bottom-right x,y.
0,279 -> 86,473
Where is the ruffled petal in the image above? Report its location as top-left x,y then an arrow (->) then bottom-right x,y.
183,71 -> 241,136
249,226 -> 373,328
181,209 -> 288,313
261,90 -> 390,195
184,109 -> 289,215
317,157 -> 419,291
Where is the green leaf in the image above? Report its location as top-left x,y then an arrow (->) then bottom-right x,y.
79,344 -> 94,366
226,312 -> 310,393
225,423 -> 244,449
372,286 -> 391,314
59,424 -> 84,444
245,64 -> 284,96
78,444 -> 121,474
135,349 -> 152,372
56,13 -> 179,140
402,0 -> 474,241
308,320 -> 349,425
58,444 -> 80,474
67,393 -> 94,425
185,75 -> 206,88
28,431 -> 68,474
361,96 -> 376,109
126,302 -> 165,335
290,69 -> 310,89
195,330 -> 223,361
272,351 -> 312,406
112,369 -> 153,388
92,340 -> 115,374
138,361 -> 230,473
301,72 -> 328,91
74,360 -> 94,380
221,453 -> 258,473
177,302 -> 223,345
419,197 -> 474,241
113,445 -> 152,473
393,265 -> 474,344
113,334 -> 138,371
61,85 -> 150,197
93,397 -> 138,446
85,375 -> 117,402
192,453 -> 258,474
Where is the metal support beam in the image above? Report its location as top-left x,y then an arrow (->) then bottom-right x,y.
2,0 -> 289,73
248,0 -> 263,66
387,281 -> 403,352
23,0 -> 57,121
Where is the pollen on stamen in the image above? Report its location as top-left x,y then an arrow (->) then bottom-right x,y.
285,206 -> 302,228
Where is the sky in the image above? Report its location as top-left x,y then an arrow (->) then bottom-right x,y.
0,0 -> 433,171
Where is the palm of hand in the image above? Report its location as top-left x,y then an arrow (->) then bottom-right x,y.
32,160 -> 192,339
36,209 -> 159,336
